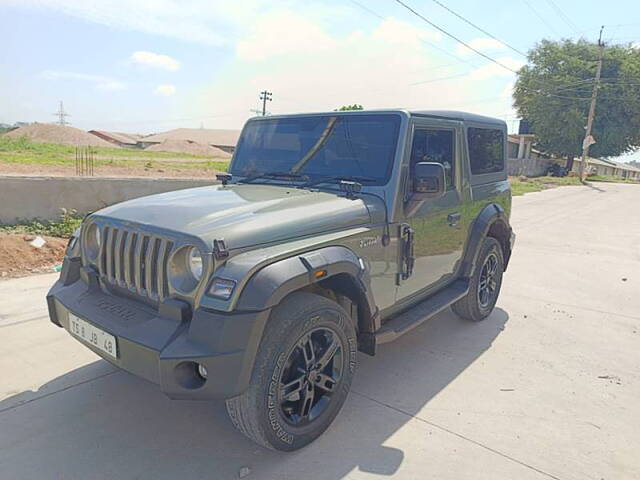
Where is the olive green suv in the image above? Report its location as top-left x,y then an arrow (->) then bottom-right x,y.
47,110 -> 514,450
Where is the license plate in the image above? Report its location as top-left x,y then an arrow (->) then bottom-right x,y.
68,313 -> 118,359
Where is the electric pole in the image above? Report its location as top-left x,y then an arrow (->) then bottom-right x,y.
53,101 -> 70,126
579,26 -> 605,182
259,90 -> 272,116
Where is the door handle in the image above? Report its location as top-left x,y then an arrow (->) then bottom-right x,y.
447,212 -> 461,227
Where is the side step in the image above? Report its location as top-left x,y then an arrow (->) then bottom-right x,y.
375,279 -> 469,344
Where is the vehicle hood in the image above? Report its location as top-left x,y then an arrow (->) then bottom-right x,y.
94,183 -> 383,249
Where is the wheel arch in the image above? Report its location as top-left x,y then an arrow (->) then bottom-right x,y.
460,203 -> 513,277
235,246 -> 379,355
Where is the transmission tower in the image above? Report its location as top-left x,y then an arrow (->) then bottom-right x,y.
53,101 -> 71,126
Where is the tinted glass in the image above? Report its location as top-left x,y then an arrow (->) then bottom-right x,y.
410,129 -> 455,188
467,127 -> 504,174
230,115 -> 401,185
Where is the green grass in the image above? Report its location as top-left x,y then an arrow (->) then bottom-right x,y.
509,175 -> 582,196
587,175 -> 639,184
0,209 -> 83,238
0,136 -> 230,169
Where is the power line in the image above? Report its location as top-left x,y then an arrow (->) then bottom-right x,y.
350,0 -> 484,71
392,0 -> 519,73
428,0 -> 527,57
544,0 -> 579,34
522,0 -> 560,37
409,72 -> 468,86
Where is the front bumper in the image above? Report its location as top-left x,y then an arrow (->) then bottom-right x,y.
47,267 -> 270,400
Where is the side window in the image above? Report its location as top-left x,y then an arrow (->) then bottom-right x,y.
410,129 -> 455,189
467,127 -> 504,174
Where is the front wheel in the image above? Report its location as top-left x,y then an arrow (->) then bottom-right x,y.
452,236 -> 504,322
225,292 -> 357,451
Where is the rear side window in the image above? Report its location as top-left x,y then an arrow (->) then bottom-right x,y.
467,128 -> 504,174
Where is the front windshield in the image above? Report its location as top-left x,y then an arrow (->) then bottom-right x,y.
230,114 -> 401,185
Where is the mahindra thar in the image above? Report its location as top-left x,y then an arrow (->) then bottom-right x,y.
47,110 -> 514,450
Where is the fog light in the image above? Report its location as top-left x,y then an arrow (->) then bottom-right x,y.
197,363 -> 208,380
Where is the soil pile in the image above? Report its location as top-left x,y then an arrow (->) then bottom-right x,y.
0,233 -> 66,279
4,123 -> 116,147
145,139 -> 231,158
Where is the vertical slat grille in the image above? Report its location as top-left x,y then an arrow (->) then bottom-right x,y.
96,226 -> 172,304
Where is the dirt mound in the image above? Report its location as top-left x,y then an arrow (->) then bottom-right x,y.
4,123 -> 116,147
145,139 -> 231,158
0,233 -> 66,279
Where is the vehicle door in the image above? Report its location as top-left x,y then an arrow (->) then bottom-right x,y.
395,118 -> 466,303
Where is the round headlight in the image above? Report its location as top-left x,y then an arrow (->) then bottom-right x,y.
188,247 -> 203,280
85,223 -> 101,261
169,245 -> 206,293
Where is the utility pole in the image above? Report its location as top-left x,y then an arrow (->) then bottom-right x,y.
53,101 -> 70,126
259,90 -> 272,116
579,26 -> 605,182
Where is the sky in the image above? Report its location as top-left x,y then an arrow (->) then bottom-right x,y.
1,0 -> 639,162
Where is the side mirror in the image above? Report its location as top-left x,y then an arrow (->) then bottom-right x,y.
413,162 -> 446,199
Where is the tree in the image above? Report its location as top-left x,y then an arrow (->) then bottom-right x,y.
513,39 -> 640,169
335,104 -> 364,111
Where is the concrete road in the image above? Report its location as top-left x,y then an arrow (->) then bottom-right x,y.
1,183 -> 639,480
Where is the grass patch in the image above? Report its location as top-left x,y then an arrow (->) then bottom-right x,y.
509,175 -> 582,196
0,209 -> 83,238
587,175 -> 639,184
0,136 -> 230,168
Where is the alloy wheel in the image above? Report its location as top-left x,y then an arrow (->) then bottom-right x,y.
278,326 -> 344,426
478,252 -> 499,309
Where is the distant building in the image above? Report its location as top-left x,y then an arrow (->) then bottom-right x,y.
139,128 -> 241,153
88,130 -> 142,148
571,157 -> 640,179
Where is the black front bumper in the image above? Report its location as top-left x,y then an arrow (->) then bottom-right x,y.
47,268 -> 270,400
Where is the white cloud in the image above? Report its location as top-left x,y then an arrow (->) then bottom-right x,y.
192,14 -> 516,129
470,57 -> 526,80
130,51 -> 180,71
500,81 -> 515,99
236,11 -> 337,61
456,38 -> 506,57
7,0 -> 279,46
372,17 -> 441,45
154,84 -> 177,96
41,70 -> 126,90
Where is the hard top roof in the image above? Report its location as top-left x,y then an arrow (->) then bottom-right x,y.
252,109 -> 505,127
409,110 -> 505,126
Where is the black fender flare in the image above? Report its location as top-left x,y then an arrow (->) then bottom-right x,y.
236,246 -> 377,319
459,203 -> 512,277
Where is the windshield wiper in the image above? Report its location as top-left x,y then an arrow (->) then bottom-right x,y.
302,175 -> 377,188
239,171 -> 309,184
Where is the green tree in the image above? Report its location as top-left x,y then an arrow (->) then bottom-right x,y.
335,104 -> 364,111
514,39 -> 640,169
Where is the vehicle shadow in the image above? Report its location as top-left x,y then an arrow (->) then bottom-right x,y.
0,307 -> 508,479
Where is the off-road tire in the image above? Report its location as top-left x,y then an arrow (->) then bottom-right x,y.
225,292 -> 357,451
452,236 -> 504,322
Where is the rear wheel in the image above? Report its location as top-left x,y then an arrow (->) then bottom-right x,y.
452,236 -> 504,322
225,292 -> 357,451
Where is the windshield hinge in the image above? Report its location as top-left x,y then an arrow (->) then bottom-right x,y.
213,238 -> 229,260
396,223 -> 415,285
339,180 -> 362,199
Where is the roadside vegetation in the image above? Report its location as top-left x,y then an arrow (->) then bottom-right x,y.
509,176 -> 582,196
0,208 -> 83,238
0,137 -> 229,175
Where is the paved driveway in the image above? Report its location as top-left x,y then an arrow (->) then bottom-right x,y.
1,183 -> 639,479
